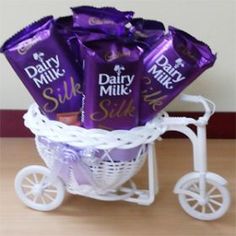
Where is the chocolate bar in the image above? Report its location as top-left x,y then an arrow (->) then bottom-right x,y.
82,39 -> 143,130
139,26 -> 216,124
0,16 -> 83,124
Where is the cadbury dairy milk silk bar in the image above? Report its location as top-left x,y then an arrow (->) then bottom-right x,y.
82,39 -> 143,130
0,16 -> 83,125
139,26 -> 216,124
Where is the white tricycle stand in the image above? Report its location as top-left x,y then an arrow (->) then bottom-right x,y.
15,94 -> 230,221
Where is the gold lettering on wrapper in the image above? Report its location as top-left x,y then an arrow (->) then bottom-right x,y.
90,98 -> 136,122
104,50 -> 131,62
42,76 -> 82,113
142,76 -> 167,111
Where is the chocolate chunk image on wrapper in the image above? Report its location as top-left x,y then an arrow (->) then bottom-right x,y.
139,26 -> 216,125
0,16 -> 83,125
82,39 -> 143,130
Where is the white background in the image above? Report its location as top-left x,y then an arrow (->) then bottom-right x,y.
0,0 -> 235,112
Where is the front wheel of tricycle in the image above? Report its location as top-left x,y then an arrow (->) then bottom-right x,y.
177,177 -> 230,221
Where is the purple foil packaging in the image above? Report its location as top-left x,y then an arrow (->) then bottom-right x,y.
71,6 -> 133,35
54,16 -> 82,69
82,39 -> 143,130
130,18 -> 165,46
0,16 -> 83,125
139,26 -> 216,124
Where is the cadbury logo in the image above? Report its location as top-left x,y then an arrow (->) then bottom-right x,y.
17,30 -> 49,55
148,55 -> 186,89
98,65 -> 134,96
88,17 -> 115,26
24,52 -> 65,88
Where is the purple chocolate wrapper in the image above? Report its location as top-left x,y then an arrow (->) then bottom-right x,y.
130,18 -> 165,46
74,27 -> 110,65
0,16 -> 83,125
139,26 -> 216,124
71,6 -> 133,35
38,136 -> 147,185
55,16 -> 83,70
82,39 -> 143,130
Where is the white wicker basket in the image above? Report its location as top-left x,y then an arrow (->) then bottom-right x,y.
24,104 -> 167,193
35,137 -> 147,193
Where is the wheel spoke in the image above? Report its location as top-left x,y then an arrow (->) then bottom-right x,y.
22,184 -> 33,189
192,202 -> 199,210
40,196 -> 46,204
209,194 -> 222,199
191,183 -> 199,193
40,177 -> 51,189
33,173 -> 39,184
25,176 -> 35,185
43,192 -> 54,201
207,202 -> 216,213
39,176 -> 47,185
207,186 -> 217,195
209,199 -> 222,207
201,205 -> 206,213
44,189 -> 57,193
25,190 -> 34,197
186,197 -> 196,202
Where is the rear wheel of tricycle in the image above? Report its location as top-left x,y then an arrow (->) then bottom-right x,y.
15,165 -> 65,211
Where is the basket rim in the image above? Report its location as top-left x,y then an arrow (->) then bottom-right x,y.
24,103 -> 167,149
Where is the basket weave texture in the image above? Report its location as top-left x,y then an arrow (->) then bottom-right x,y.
24,104 -> 167,149
24,104 -> 167,192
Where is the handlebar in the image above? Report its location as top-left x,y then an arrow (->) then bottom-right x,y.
161,94 -> 215,126
179,94 -> 216,124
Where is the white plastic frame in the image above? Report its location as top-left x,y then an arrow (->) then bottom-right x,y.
15,94 -> 231,220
